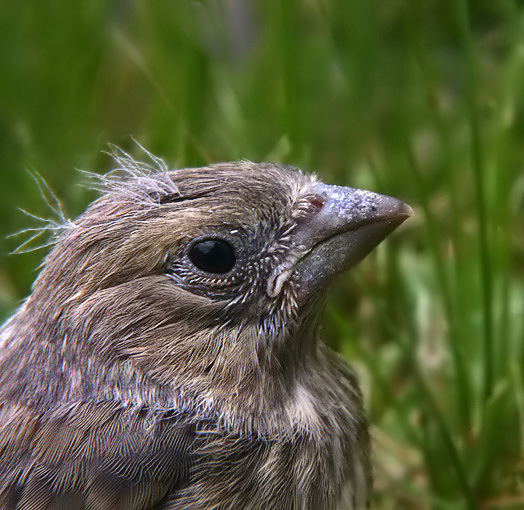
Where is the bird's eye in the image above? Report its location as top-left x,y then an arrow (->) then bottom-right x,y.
189,239 -> 236,274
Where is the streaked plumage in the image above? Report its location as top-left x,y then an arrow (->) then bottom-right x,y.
0,153 -> 411,509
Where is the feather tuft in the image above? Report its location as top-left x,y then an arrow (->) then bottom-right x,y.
81,143 -> 181,207
8,169 -> 74,254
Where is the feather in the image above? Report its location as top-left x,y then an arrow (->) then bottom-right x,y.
0,152 -> 411,509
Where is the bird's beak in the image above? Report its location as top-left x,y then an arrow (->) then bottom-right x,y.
267,182 -> 413,303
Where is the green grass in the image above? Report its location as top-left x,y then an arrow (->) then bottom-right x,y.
1,1 -> 524,508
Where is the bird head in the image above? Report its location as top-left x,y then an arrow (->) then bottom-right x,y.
23,156 -> 411,415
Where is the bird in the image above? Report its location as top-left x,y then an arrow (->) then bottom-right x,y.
0,150 -> 412,510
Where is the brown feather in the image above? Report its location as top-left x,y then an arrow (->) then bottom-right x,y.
0,156 -> 411,509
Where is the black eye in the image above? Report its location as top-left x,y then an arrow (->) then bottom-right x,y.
189,239 -> 236,274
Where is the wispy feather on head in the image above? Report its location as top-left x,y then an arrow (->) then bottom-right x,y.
10,144 -> 182,254
82,143 -> 181,207
8,170 -> 74,254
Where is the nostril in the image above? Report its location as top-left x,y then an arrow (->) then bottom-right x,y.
293,193 -> 327,221
307,195 -> 325,213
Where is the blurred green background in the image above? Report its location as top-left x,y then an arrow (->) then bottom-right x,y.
1,1 -> 523,508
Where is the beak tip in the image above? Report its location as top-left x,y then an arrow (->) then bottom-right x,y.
375,195 -> 414,225
398,201 -> 415,220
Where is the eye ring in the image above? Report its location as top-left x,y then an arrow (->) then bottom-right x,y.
187,237 -> 236,274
